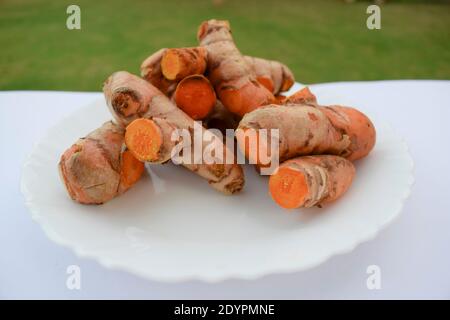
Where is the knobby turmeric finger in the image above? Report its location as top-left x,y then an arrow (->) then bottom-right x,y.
59,121 -> 145,205
269,155 -> 355,209
237,104 -> 351,165
198,19 -> 275,117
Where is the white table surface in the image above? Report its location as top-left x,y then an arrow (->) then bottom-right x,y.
1,80 -> 449,299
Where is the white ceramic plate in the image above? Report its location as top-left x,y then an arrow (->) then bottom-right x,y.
21,83 -> 414,282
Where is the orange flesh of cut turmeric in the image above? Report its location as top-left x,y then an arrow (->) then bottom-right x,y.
125,118 -> 163,162
140,48 -> 178,96
174,75 -> 216,120
161,50 -> 181,80
120,150 -> 145,189
269,166 -> 309,209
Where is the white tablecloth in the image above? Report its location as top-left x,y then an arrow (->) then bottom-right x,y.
1,80 -> 449,299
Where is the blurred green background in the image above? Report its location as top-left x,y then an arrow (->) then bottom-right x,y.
1,0 -> 449,91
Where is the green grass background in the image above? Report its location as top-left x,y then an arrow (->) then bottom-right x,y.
1,0 -> 449,91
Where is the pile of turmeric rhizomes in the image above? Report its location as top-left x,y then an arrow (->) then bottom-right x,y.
59,19 -> 376,210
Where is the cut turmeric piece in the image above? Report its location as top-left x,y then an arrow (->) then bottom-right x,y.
269,155 -> 355,209
59,121 -> 145,205
238,104 -> 351,165
125,118 -> 164,162
140,48 -> 177,96
269,166 -> 309,209
238,88 -> 376,163
161,47 -> 207,81
174,74 -> 216,120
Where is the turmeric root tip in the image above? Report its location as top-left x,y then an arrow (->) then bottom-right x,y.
269,166 -> 309,209
174,75 -> 216,120
125,118 -> 163,162
319,105 -> 376,161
